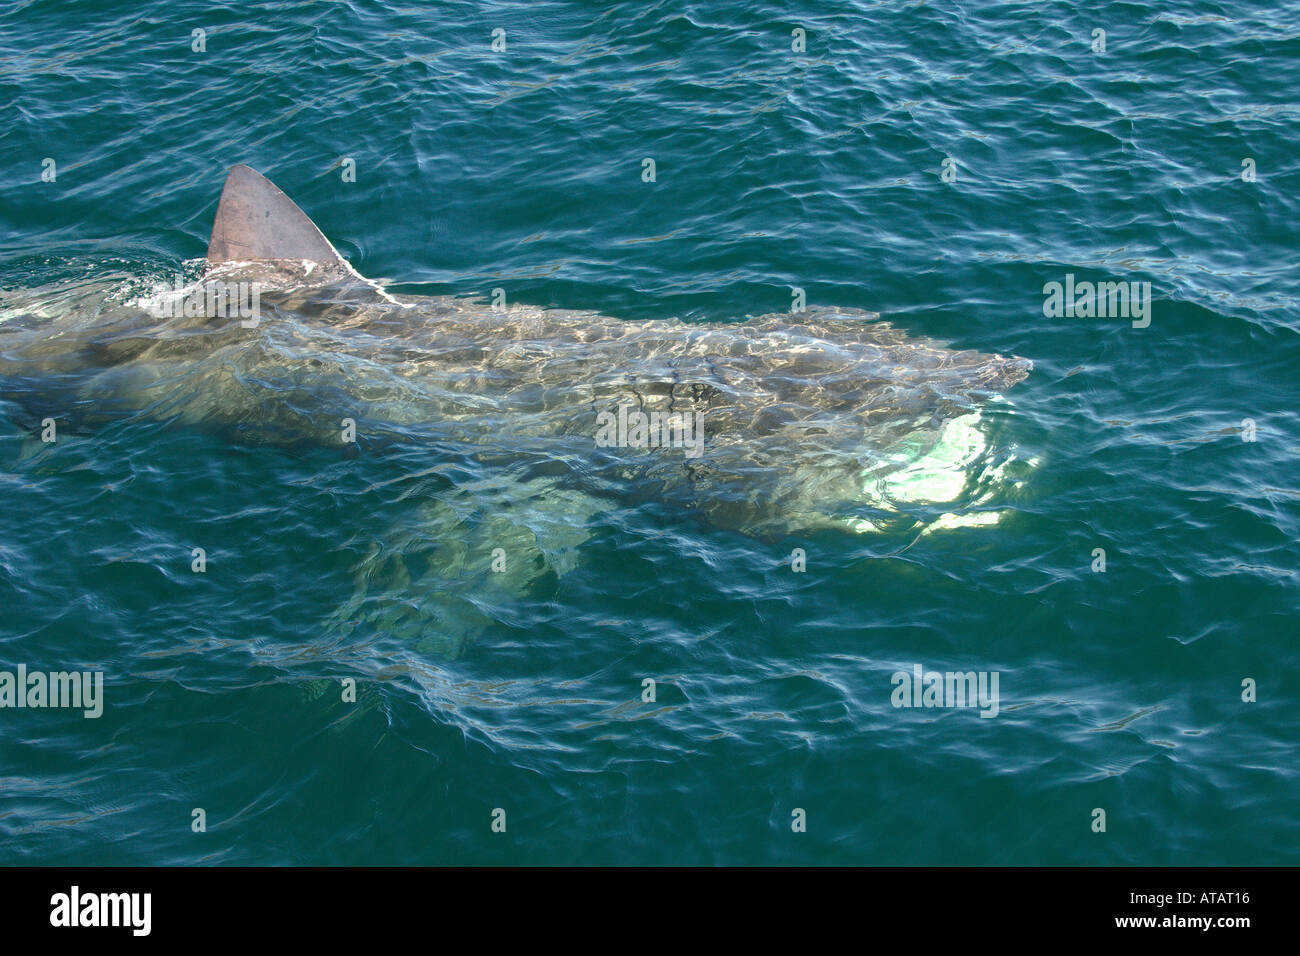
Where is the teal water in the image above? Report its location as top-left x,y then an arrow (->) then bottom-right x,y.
1,0 -> 1298,865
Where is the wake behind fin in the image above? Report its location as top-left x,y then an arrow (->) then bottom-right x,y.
206,165 -> 349,268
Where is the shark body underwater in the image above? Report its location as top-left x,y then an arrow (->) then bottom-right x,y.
0,165 -> 1032,656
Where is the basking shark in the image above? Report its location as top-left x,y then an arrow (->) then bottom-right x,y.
0,165 -> 1032,655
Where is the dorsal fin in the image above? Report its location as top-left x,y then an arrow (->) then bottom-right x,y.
206,165 -> 348,267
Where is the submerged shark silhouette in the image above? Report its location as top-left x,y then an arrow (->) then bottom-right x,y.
1,164 -> 1033,655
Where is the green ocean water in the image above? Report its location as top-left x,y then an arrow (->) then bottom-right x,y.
1,0 -> 1297,866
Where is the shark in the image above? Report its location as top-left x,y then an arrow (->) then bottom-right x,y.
0,165 -> 1033,656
